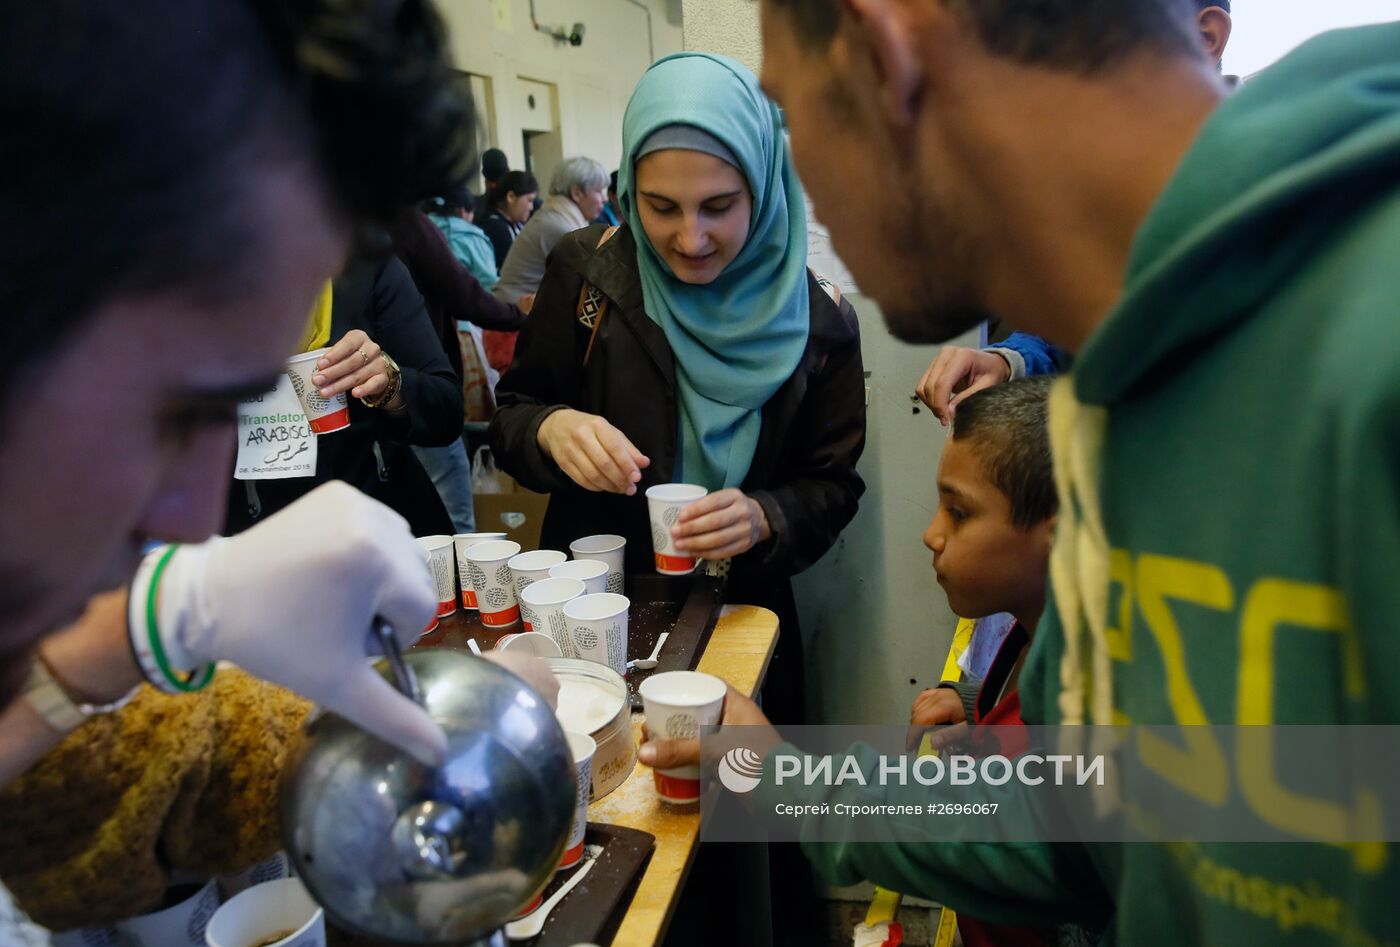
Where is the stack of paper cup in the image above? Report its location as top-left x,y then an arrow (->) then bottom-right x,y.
638,671 -> 727,804
645,485 -> 708,575
464,540 -> 523,628
568,534 -> 626,594
519,577 -> 586,657
452,532 -> 507,609
205,878 -> 325,947
285,349 -> 350,435
561,731 -> 596,869
548,559 -> 609,595
416,535 -> 457,617
419,549 -> 438,635
563,592 -> 629,676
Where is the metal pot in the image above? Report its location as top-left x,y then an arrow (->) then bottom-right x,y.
281,648 -> 574,945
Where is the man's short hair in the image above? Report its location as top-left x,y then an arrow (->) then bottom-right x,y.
1,0 -> 473,388
951,376 -> 1057,530
549,157 -> 609,198
766,0 -> 1203,73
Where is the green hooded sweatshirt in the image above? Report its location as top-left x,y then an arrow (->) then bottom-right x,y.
760,21 -> 1400,945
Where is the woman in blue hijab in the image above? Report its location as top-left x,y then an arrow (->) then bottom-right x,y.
490,53 -> 866,724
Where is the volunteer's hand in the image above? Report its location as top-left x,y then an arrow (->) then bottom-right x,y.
672,489 -> 771,558
517,293 -> 537,315
638,683 -> 779,771
311,329 -> 398,405
481,651 -> 559,710
538,409 -> 651,495
906,686 -> 968,751
151,482 -> 447,765
916,346 -> 1012,426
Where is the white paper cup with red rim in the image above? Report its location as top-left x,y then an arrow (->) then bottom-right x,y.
548,559 -> 609,596
416,535 -> 457,617
508,549 -> 568,626
645,484 -> 708,575
418,549 -> 439,635
495,631 -> 564,658
568,534 -> 626,595
463,540 -> 523,628
205,877 -> 325,947
561,731 -> 596,869
563,592 -> 629,677
519,577 -> 586,657
638,670 -> 727,804
452,532 -> 507,609
286,348 -> 350,435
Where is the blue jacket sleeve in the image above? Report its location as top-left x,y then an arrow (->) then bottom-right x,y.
990,332 -> 1071,378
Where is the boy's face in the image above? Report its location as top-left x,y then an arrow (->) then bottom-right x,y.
924,436 -> 1054,623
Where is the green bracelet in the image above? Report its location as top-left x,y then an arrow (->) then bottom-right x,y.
144,545 -> 216,693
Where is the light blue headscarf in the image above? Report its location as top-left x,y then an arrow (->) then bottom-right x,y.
619,52 -> 810,491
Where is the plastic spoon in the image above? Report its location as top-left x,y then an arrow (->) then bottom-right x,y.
627,631 -> 669,672
504,844 -> 603,940
467,638 -> 482,656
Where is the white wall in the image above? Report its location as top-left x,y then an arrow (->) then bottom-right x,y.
439,0 -> 685,181
680,0 -> 761,71
1224,0 -> 1399,78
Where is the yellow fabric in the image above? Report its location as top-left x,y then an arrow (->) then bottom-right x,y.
0,671 -> 311,930
296,281 -> 333,353
1047,377 -> 1113,727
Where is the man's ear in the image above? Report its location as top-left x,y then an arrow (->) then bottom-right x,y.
838,0 -> 926,127
1196,7 -> 1233,67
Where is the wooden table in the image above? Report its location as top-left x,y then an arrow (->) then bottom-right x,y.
414,602 -> 778,946
589,604 -> 778,946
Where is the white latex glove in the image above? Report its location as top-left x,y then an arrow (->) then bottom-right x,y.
150,482 -> 447,765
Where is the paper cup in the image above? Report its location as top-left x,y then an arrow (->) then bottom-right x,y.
218,850 -> 292,901
519,577 -> 587,658
645,485 -> 708,575
206,878 -> 325,947
561,731 -> 596,869
496,631 -> 563,658
569,534 -> 626,595
563,592 -> 629,677
114,878 -> 219,947
286,349 -> 349,435
453,532 -> 507,609
548,559 -> 609,595
508,549 -> 568,625
416,535 -> 457,617
638,671 -> 727,804
464,540 -> 523,628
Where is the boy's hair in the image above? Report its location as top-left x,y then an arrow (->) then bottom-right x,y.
950,376 -> 1057,530
767,0 -> 1202,74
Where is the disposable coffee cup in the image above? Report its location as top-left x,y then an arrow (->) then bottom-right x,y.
549,559 -> 609,596
452,532 -> 507,609
205,877 -> 325,947
464,540 -> 523,628
496,631 -> 563,658
416,535 -> 457,617
519,577 -> 587,658
638,670 -> 727,804
563,592 -> 629,677
508,550 -> 568,626
561,731 -> 596,869
645,485 -> 708,575
285,349 -> 350,435
569,534 -> 626,595
217,850 -> 292,901
114,877 -> 219,946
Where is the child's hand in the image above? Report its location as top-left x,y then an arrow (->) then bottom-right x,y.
906,685 -> 968,751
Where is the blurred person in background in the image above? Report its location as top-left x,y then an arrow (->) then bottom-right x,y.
478,169 -> 539,270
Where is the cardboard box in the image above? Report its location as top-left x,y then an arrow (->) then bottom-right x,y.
472,488 -> 551,551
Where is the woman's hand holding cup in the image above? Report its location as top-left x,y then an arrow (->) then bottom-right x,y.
671,488 -> 771,559
311,329 -> 396,405
538,409 -> 650,495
